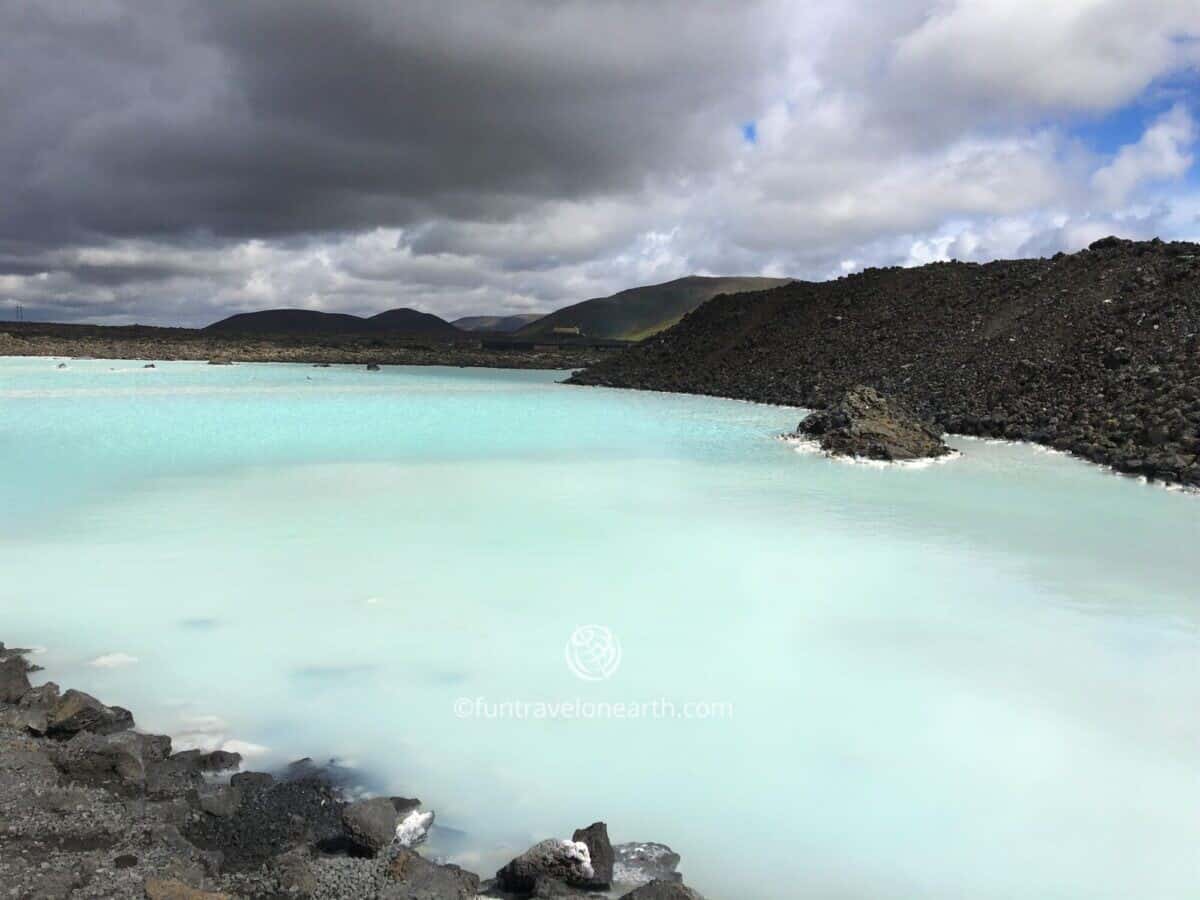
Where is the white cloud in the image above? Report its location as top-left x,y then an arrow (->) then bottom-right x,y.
891,0 -> 1200,115
1092,104 -> 1197,205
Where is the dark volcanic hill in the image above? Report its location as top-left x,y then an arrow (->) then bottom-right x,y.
205,307 -> 459,337
366,308 -> 460,336
517,276 -> 790,341
453,314 -> 544,333
205,309 -> 374,335
570,237 -> 1200,487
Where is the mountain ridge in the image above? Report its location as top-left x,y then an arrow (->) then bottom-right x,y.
452,314 -> 543,333
204,307 -> 460,337
516,275 -> 790,341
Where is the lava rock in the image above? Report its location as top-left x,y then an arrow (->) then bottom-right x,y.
620,881 -> 705,900
612,843 -> 682,887
170,748 -> 242,773
342,796 -> 421,855
183,774 -> 347,871
3,681 -> 60,734
795,385 -> 951,461
0,654 -> 31,703
383,848 -> 480,899
46,689 -> 134,737
198,785 -> 243,818
572,822 -> 614,888
496,839 -> 595,894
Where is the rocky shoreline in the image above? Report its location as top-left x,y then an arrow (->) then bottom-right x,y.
570,237 -> 1200,489
0,323 -> 608,371
0,642 -> 706,900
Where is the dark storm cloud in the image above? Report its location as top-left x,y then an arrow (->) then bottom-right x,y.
0,0 -> 778,247
0,1 -> 1196,325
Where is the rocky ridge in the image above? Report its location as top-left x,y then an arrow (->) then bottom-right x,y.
0,642 -> 706,899
570,237 -> 1200,487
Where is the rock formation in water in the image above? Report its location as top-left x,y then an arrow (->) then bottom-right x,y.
794,385 -> 951,461
570,237 -> 1200,487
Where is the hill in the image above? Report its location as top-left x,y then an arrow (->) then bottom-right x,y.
205,307 -> 458,337
516,276 -> 790,341
453,314 -> 544,333
204,309 -> 374,335
569,237 -> 1200,488
367,308 -> 460,336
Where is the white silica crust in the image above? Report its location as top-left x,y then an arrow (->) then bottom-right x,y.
395,809 -> 435,848
559,840 -> 594,881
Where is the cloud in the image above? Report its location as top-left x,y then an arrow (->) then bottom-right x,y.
0,0 -> 1197,324
891,0 -> 1200,115
1092,104 -> 1196,205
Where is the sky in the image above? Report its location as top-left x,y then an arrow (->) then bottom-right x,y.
1,0 -> 1198,326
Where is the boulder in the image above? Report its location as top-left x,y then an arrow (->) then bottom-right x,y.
619,881 -> 705,900
54,731 -> 146,786
612,843 -> 682,888
342,796 -> 421,854
4,681 -> 61,734
198,785 -> 243,818
46,689 -> 134,737
145,754 -> 206,797
496,839 -> 595,894
572,822 -> 614,888
135,732 -> 174,762
0,654 -> 32,703
366,363 -> 382,371
383,848 -> 480,899
795,385 -> 951,461
170,748 -> 242,773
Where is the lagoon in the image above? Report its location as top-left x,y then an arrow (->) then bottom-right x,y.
1,357 -> 1197,899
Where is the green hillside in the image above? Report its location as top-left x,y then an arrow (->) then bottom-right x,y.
515,276 -> 790,341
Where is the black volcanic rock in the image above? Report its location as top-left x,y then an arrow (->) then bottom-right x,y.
45,689 -> 133,737
796,385 -> 951,461
620,881 -> 706,900
570,238 -> 1200,487
572,821 -> 614,888
0,655 -> 31,703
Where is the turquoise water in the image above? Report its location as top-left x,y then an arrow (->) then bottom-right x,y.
1,357 -> 1197,899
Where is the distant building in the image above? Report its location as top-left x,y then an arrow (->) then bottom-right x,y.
551,325 -> 582,336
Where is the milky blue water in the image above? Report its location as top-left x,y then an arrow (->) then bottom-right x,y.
1,357 -> 1197,899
